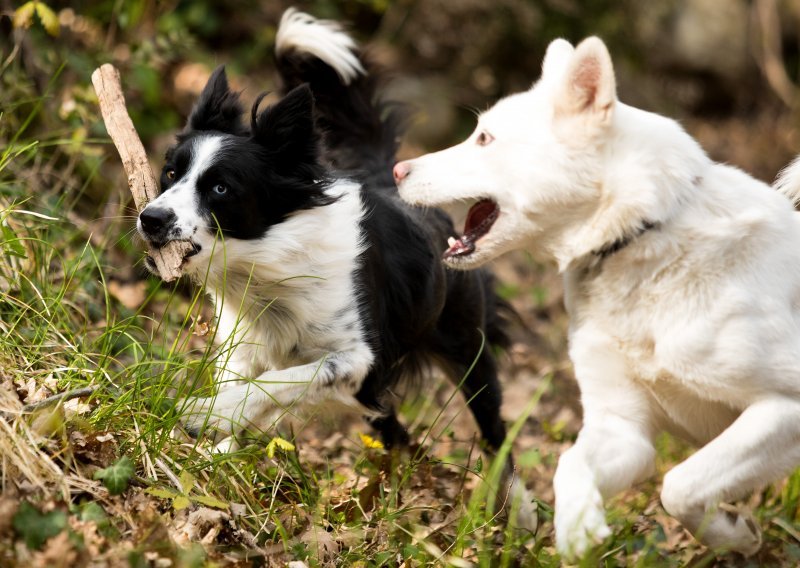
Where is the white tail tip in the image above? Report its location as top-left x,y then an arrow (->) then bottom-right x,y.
276,8 -> 366,85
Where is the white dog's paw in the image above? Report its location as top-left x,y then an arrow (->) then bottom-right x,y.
212,436 -> 241,454
702,504 -> 762,557
727,509 -> 762,557
506,479 -> 539,534
555,485 -> 611,560
180,386 -> 262,442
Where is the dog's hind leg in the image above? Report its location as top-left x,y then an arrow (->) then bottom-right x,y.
660,396 -> 800,556
366,412 -> 410,449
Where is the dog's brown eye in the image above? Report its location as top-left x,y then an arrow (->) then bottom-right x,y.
476,131 -> 494,146
165,168 -> 176,180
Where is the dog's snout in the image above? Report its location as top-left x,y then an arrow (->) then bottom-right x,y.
393,161 -> 411,183
139,207 -> 176,237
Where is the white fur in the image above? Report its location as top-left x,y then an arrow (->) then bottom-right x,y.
136,136 -> 221,244
186,178 -> 374,439
276,8 -> 365,85
396,36 -> 800,559
775,155 -> 800,206
144,153 -> 375,440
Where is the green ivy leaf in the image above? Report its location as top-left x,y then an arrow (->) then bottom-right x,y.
78,501 -> 107,524
94,456 -> 134,495
78,501 -> 117,537
12,501 -> 67,550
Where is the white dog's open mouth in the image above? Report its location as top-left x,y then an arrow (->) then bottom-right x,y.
444,199 -> 499,260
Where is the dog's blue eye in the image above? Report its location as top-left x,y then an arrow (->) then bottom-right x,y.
212,184 -> 228,195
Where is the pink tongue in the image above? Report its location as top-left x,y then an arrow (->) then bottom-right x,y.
444,237 -> 475,259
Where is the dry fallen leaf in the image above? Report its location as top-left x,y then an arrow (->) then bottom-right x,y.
107,280 -> 147,310
191,314 -> 212,337
30,530 -> 78,568
299,524 -> 340,566
62,398 -> 91,417
169,507 -> 230,546
17,376 -> 51,405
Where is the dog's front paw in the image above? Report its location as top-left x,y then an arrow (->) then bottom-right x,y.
506,478 -> 539,534
701,504 -> 762,557
180,386 -> 261,442
555,484 -> 611,561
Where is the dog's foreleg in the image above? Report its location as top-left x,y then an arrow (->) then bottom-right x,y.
213,353 -> 254,391
554,414 -> 656,559
181,345 -> 373,443
554,331 -> 657,560
661,396 -> 800,556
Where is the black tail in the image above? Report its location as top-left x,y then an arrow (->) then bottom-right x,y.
274,9 -> 404,187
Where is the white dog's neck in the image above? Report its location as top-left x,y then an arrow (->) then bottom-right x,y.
552,103 -> 710,272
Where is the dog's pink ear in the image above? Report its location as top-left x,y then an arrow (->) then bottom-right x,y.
555,37 -> 616,123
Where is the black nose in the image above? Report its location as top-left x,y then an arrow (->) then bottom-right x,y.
139,207 -> 176,237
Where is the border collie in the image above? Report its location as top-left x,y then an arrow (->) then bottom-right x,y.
136,9 -> 536,529
395,36 -> 800,558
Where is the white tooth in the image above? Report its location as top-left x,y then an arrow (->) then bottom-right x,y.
447,237 -> 457,247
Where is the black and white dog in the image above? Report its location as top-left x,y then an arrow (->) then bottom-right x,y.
137,9 -> 535,527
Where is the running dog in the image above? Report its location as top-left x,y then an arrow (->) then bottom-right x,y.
136,10 -> 536,529
395,36 -> 800,558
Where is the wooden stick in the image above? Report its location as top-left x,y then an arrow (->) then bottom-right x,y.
22,385 -> 100,413
91,63 -> 193,282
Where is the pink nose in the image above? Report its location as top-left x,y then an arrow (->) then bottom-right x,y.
393,161 -> 411,183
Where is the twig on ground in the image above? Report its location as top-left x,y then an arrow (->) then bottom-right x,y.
155,457 -> 185,493
22,385 -> 100,413
91,63 -> 192,282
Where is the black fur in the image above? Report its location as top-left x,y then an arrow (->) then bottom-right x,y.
276,38 -> 514,453
149,29 -> 514,457
276,49 -> 405,189
159,86 -> 336,241
187,66 -> 248,136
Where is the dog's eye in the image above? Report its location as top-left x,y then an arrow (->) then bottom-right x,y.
165,168 -> 176,180
476,131 -> 494,146
212,184 -> 228,195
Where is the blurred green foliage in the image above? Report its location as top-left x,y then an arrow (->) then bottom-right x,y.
4,0 -> 798,222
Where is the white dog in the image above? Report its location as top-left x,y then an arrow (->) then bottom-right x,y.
394,36 -> 800,559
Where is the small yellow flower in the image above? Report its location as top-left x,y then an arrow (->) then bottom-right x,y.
359,433 -> 384,450
266,436 -> 296,458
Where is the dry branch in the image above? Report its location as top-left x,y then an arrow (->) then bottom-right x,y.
21,385 -> 100,413
91,63 -> 192,282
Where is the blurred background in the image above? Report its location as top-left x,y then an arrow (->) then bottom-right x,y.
3,1 -> 800,564
4,0 -> 800,215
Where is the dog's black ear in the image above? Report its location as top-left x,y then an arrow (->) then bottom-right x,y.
186,66 -> 245,134
251,84 -> 318,167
